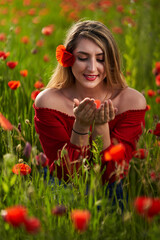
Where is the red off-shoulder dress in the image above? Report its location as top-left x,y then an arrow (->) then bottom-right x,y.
33,104 -> 147,184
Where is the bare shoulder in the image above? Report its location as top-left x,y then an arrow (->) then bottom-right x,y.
35,88 -> 62,109
117,87 -> 147,114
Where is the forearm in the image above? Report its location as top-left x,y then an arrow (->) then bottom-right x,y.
92,123 -> 111,150
70,119 -> 90,147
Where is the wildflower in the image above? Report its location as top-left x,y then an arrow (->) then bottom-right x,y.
132,149 -> 148,159
23,0 -> 31,6
12,163 -> 31,175
0,113 -> 13,130
43,54 -> 50,62
35,152 -> 49,167
155,62 -> 160,74
52,205 -> 67,216
94,99 -> 101,109
32,17 -> 40,24
112,26 -> 123,34
15,26 -> 21,34
41,25 -> 54,35
0,51 -> 10,60
0,32 -> 6,41
71,209 -> 91,232
156,96 -> 160,103
28,8 -> 36,16
134,197 -> 160,219
104,143 -> 125,163
8,80 -> 20,90
23,142 -> 32,158
156,74 -> 160,86
56,45 -> 75,67
36,39 -> 44,47
24,217 -> 41,234
146,105 -> 151,110
34,81 -> 44,89
7,61 -> 18,69
147,89 -> 156,97
116,5 -> 124,13
31,90 -> 40,100
1,205 -> 28,227
21,36 -> 30,44
20,69 -> 28,77
153,123 -> 160,136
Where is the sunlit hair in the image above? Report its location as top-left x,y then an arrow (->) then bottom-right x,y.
46,20 -> 127,89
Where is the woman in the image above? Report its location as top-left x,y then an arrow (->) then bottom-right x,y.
34,20 -> 147,186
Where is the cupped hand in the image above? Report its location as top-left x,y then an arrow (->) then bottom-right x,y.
94,99 -> 117,125
73,98 -> 96,127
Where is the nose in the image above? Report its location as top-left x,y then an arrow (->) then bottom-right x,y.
87,57 -> 97,72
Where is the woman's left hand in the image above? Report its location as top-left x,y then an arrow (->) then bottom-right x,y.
94,99 -> 117,125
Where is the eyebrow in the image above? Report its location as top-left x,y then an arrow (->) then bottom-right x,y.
77,51 -> 104,56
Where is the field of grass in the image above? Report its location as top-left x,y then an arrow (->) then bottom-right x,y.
0,0 -> 160,239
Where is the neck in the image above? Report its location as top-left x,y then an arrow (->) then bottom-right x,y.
73,82 -> 112,102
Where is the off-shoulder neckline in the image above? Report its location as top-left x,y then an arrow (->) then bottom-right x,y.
33,103 -> 147,120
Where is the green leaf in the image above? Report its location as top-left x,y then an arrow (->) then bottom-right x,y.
2,181 -> 9,193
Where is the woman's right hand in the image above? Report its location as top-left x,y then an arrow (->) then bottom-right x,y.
73,98 -> 96,127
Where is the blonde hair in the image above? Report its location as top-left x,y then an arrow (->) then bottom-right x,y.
46,20 -> 127,89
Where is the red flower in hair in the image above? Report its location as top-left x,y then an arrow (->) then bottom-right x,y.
71,209 -> 91,232
134,197 -> 160,219
56,45 -> 75,67
8,80 -> 20,90
12,163 -> 31,175
1,205 -> 28,227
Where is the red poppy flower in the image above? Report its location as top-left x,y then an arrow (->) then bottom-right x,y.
116,5 -> 124,13
21,36 -> 30,44
146,104 -> 151,110
71,209 -> 91,232
0,113 -> 13,130
132,149 -> 148,159
28,8 -> 36,16
153,123 -> 160,136
112,26 -> 123,34
43,54 -> 50,62
94,99 -> 101,109
156,96 -> 160,103
8,81 -> 20,90
36,39 -> 44,47
1,205 -> 28,227
31,90 -> 40,100
24,217 -> 41,234
147,89 -> 156,97
0,51 -> 10,60
156,74 -> 160,87
155,62 -> 160,74
104,143 -> 125,163
52,205 -> 67,216
41,25 -> 54,35
20,69 -> 28,77
12,163 -> 31,175
0,33 -> 6,41
56,45 -> 75,67
35,152 -> 49,167
134,197 -> 160,219
7,61 -> 18,69
34,81 -> 44,89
